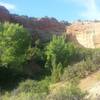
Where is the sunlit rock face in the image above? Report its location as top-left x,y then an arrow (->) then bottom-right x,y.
0,6 -> 10,22
66,22 -> 100,48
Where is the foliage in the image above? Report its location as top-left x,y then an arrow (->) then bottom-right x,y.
47,83 -> 86,100
0,22 -> 100,100
51,56 -> 63,83
16,79 -> 50,94
0,79 -> 50,100
0,91 -> 47,100
61,54 -> 100,81
0,22 -> 31,71
92,49 -> 100,65
1,80 -> 86,100
32,39 -> 46,66
45,35 -> 77,69
76,48 -> 99,61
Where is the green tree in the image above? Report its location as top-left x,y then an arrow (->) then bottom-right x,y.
45,35 -> 76,69
0,22 -> 31,70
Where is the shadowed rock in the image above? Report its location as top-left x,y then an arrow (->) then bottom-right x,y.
0,6 -> 10,22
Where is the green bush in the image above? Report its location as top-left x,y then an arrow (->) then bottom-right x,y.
51,56 -> 63,83
75,48 -> 94,62
1,81 -> 85,100
0,79 -> 50,100
15,79 -> 50,94
45,35 -> 77,69
0,22 -> 32,71
31,39 -> 46,66
62,57 -> 100,81
1,91 -> 47,100
47,83 -> 86,100
92,49 -> 100,65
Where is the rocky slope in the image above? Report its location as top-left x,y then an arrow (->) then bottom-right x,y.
79,70 -> 100,100
0,6 -> 66,42
66,22 -> 100,48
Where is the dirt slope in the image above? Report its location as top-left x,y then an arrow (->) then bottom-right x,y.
79,70 -> 100,99
66,22 -> 100,48
79,70 -> 100,91
49,70 -> 100,99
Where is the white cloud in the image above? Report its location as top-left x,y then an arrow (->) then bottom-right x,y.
81,0 -> 100,19
63,0 -> 100,19
0,2 -> 16,10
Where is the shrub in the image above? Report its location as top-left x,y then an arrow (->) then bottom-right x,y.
0,79 -> 50,100
45,35 -> 77,69
92,49 -> 100,65
1,91 -> 47,100
1,82 -> 86,100
15,79 -> 50,94
51,56 -> 63,83
0,22 -> 31,71
31,39 -> 46,66
47,83 -> 86,100
61,56 -> 100,81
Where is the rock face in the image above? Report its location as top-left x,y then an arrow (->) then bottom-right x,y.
66,22 -> 100,48
0,6 -> 10,22
0,6 -> 66,42
10,15 -> 66,41
11,15 -> 65,34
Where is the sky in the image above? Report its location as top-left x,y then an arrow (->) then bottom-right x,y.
0,0 -> 100,21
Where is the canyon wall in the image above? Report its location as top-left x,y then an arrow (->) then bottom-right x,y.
0,6 -> 66,42
66,22 -> 100,48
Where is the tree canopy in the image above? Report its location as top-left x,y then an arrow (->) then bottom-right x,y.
0,22 -> 31,70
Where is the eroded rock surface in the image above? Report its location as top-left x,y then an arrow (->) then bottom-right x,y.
66,22 -> 100,48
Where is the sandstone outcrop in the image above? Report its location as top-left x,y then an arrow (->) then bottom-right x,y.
10,15 -> 65,41
66,22 -> 100,48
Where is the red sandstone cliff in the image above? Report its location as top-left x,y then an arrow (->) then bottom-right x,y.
0,6 -> 66,42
